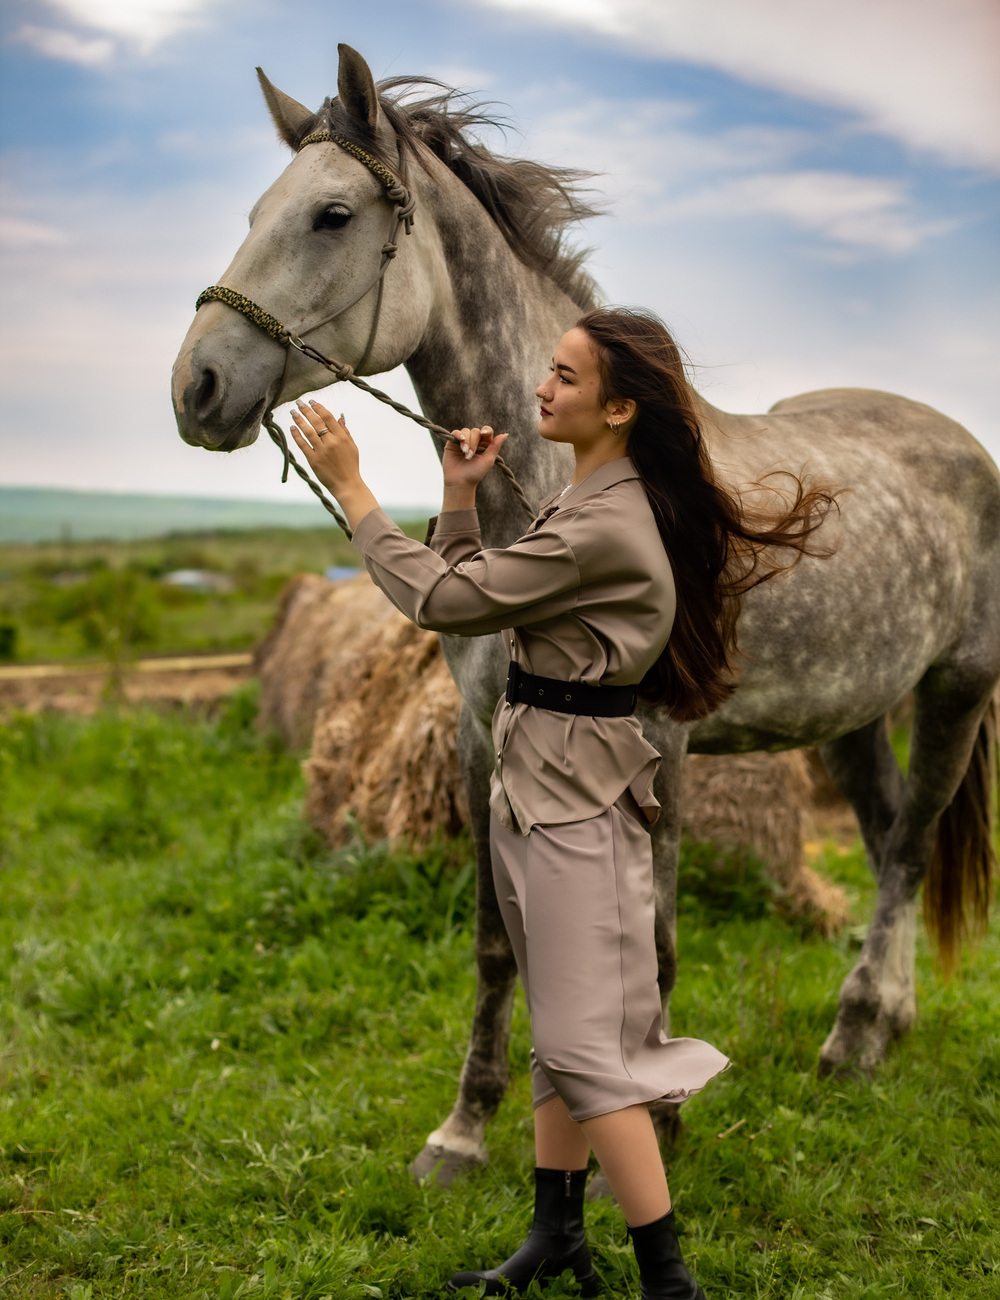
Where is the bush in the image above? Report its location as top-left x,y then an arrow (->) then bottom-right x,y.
0,622 -> 17,659
41,567 -> 161,656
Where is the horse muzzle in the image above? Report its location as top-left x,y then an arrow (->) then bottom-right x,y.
174,380 -> 268,452
171,312 -> 281,450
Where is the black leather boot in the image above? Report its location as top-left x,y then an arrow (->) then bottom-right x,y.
628,1209 -> 706,1300
447,1167 -> 599,1295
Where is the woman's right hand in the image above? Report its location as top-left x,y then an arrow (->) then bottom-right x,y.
442,426 -> 508,490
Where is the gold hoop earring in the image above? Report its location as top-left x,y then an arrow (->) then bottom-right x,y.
610,419 -> 621,435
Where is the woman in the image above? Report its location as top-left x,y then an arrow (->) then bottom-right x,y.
289,308 -> 833,1299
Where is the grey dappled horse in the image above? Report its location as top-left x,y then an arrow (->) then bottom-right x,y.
172,45 -> 1000,1183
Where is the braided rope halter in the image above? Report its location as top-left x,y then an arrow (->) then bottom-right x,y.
195,131 -> 534,537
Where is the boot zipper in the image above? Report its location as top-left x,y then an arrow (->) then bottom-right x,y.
565,1170 -> 572,1198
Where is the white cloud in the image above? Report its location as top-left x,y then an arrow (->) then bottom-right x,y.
12,25 -> 115,66
39,0 -> 228,54
523,92 -> 805,191
518,96 -> 951,255
663,171 -> 958,254
478,0 -> 1000,171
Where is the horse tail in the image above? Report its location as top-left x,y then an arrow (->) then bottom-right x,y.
923,693 -> 1000,979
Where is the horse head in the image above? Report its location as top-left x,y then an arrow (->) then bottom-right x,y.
172,45 -> 441,451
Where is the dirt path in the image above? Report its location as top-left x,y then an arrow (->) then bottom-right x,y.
0,652 -> 254,714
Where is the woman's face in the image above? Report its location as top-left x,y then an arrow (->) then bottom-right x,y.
535,327 -> 620,452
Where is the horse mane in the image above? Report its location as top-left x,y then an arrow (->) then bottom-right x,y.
294,77 -> 601,311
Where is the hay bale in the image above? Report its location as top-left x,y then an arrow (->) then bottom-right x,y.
256,572 -> 847,929
255,573 -> 399,748
305,614 -> 467,847
255,570 -> 466,844
683,751 -> 849,934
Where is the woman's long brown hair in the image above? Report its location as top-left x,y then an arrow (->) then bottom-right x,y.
577,307 -> 838,722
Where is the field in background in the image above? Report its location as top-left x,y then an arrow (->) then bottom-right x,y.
0,520 -> 427,666
1,698 -> 997,1299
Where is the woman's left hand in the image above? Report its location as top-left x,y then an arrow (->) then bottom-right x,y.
288,399 -> 379,529
442,426 -> 508,488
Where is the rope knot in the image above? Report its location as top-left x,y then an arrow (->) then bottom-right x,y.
387,184 -> 417,232
381,243 -> 398,259
332,361 -> 355,381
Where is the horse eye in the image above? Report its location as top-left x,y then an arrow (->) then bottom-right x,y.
314,205 -> 352,232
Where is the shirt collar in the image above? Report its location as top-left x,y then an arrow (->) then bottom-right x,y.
545,455 -> 639,508
533,456 -> 640,528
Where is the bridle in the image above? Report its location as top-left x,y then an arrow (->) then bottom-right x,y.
194,130 -> 533,536
199,131 -> 415,377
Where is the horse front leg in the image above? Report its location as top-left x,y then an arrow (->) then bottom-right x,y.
819,672 -> 999,1077
819,714 -> 905,878
409,703 -> 519,1184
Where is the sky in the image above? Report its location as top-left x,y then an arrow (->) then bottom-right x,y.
1,0 -> 998,511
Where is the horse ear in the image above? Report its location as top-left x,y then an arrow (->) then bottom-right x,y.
337,43 -> 381,133
256,67 -> 313,148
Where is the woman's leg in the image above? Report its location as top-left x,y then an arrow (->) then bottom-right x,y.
536,1095 -> 671,1226
580,1103 -> 671,1226
536,1100 -> 704,1298
580,1104 -> 704,1299
446,822 -> 600,1294
534,1095 -> 591,1169
537,1094 -> 672,1226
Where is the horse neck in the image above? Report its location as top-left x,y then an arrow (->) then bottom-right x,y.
404,169 -> 585,546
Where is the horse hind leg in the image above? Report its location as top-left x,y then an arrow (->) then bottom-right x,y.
818,714 -> 905,881
819,668 -> 999,1078
816,715 -> 918,1058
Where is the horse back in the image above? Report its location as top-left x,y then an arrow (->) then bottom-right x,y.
684,389 -> 1000,754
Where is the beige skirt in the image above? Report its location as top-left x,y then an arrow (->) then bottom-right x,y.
490,800 -> 729,1122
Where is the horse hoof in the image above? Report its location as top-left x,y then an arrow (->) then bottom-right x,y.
817,1051 -> 870,1081
408,1142 -> 487,1187
818,1017 -> 891,1080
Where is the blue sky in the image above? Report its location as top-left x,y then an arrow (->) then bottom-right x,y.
1,0 -> 997,509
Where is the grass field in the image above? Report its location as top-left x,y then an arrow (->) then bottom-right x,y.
1,696 -> 997,1298
0,522 -> 427,666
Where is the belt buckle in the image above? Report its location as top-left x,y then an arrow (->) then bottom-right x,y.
505,660 -> 521,705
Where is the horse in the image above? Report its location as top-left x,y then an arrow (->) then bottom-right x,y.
172,44 -> 1000,1184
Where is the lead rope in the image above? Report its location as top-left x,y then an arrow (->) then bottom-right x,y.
195,131 -> 535,540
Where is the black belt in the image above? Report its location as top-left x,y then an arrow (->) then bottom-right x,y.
505,661 -> 637,717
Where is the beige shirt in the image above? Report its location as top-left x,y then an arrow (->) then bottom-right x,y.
350,457 -> 676,833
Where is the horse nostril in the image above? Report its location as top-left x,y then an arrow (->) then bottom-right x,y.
194,364 -> 221,420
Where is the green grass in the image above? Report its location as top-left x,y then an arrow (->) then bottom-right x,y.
1,699 -> 997,1297
0,522 -> 428,665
